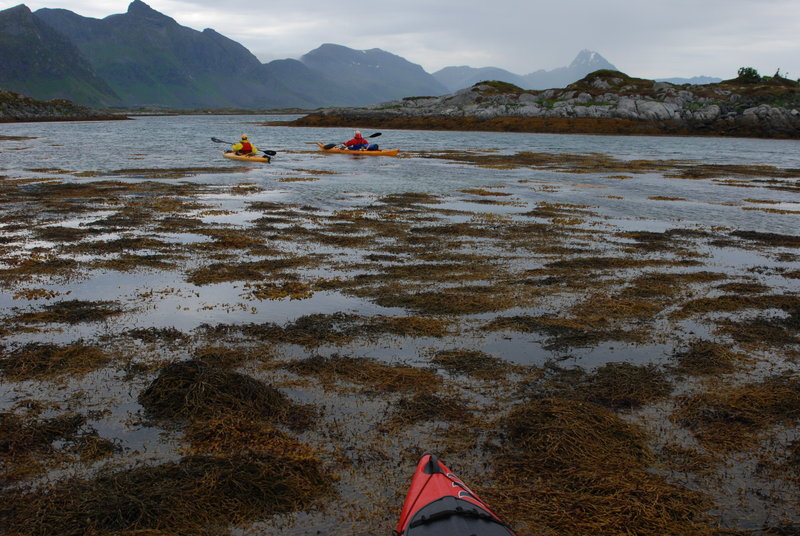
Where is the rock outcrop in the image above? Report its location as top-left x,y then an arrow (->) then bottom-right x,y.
0,89 -> 126,122
291,70 -> 800,139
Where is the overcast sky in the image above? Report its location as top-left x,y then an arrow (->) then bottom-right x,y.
6,0 -> 800,79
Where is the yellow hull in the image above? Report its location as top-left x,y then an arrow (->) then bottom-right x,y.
316,142 -> 399,156
223,152 -> 271,163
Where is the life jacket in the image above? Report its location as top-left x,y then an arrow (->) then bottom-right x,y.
238,141 -> 253,153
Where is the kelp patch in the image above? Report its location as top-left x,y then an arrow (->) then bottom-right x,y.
138,359 -> 314,430
672,374 -> 800,452
11,299 -> 124,325
283,354 -> 441,394
1,143 -> 800,534
0,342 -> 111,380
488,397 -> 714,536
0,453 -> 331,536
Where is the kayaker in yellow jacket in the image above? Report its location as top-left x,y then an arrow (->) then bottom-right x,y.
231,134 -> 258,155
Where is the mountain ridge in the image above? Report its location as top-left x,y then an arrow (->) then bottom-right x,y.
1,2 -> 724,110
0,4 -> 121,106
2,1 -> 446,109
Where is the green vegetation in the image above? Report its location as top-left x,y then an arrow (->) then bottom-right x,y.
473,80 -> 528,95
737,66 -> 762,83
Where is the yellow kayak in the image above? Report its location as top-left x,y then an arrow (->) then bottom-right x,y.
316,142 -> 399,157
223,151 -> 271,163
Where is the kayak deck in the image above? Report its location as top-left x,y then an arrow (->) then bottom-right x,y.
395,453 -> 517,536
223,151 -> 271,163
316,142 -> 399,156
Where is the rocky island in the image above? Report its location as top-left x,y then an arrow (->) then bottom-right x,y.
0,89 -> 126,122
288,69 -> 800,139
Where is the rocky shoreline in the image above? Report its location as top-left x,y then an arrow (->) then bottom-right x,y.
0,89 -> 127,122
288,70 -> 800,139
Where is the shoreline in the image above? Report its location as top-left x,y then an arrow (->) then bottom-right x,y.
273,113 -> 800,140
0,115 -> 131,123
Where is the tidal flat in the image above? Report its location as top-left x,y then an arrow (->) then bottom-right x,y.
1,146 -> 799,536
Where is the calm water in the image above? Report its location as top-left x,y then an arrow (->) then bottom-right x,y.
2,114 -> 800,234
3,115 -> 800,343
2,115 -> 799,339
2,115 -> 800,532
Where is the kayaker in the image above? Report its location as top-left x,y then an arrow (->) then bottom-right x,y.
344,130 -> 370,151
230,134 -> 258,156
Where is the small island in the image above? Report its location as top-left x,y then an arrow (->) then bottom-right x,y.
286,69 -> 800,139
0,89 -> 127,122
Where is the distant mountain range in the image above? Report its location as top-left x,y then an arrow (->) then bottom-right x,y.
0,1 -> 721,110
433,50 -> 618,91
0,1 -> 447,109
654,76 -> 723,85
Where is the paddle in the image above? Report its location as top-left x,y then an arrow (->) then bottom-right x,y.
323,132 -> 381,150
211,137 -> 277,156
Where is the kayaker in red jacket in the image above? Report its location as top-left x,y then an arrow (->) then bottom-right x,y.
344,130 -> 369,150
231,134 -> 259,155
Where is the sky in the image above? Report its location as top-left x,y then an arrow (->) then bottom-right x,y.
5,0 -> 800,80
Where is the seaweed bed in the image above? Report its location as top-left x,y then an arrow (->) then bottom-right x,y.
0,151 -> 799,536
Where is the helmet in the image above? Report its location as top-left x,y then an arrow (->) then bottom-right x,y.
241,134 -> 248,140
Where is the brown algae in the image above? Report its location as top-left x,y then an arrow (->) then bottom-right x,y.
1,147 -> 799,534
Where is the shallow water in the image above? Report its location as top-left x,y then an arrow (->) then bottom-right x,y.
2,115 -> 799,357
3,114 -> 800,232
1,116 -> 799,534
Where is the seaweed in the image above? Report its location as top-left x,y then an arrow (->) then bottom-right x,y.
1,411 -> 119,483
671,339 -> 749,375
580,362 -> 673,409
369,285 -> 516,315
126,327 -> 190,345
0,454 -> 331,536
431,349 -> 515,379
282,354 -> 441,394
387,392 -> 472,425
138,359 -> 314,430
488,397 -> 715,536
672,374 -> 800,452
182,417 -> 320,460
238,312 -> 362,347
0,342 -> 111,380
186,257 -> 319,285
517,361 -> 672,409
12,299 -> 124,324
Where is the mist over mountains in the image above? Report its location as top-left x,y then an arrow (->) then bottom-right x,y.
0,1 -> 720,110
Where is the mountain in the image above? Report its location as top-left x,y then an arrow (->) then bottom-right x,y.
1,1 -> 447,109
656,76 -> 723,85
0,4 -> 120,107
433,66 -> 526,93
300,44 -> 448,102
0,2 -> 713,111
521,50 -> 617,89
432,50 -> 617,92
261,58 -> 355,108
33,1 -> 321,109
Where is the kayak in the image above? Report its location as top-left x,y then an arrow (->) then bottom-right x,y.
316,142 -> 399,157
223,151 -> 271,163
394,453 -> 517,536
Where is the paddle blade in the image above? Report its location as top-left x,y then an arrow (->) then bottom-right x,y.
211,137 -> 231,144
368,132 -> 382,138
323,143 -> 337,150
262,150 -> 277,156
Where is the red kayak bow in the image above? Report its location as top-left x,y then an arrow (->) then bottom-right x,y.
393,453 -> 517,536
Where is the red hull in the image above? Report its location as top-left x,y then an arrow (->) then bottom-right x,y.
394,453 -> 516,536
